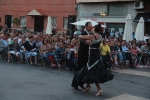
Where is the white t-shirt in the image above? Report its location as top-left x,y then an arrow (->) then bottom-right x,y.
74,31 -> 78,35
115,32 -> 119,38
144,36 -> 149,42
18,38 -> 22,44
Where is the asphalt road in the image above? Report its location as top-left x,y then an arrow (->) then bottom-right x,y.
0,61 -> 150,100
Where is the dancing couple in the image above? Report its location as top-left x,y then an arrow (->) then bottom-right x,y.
71,22 -> 114,96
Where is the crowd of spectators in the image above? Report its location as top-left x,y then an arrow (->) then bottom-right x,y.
0,25 -> 150,72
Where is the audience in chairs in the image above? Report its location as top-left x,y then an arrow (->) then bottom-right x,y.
55,42 -> 66,67
110,41 -> 118,69
40,38 -> 52,65
100,39 -> 113,71
22,36 -> 37,65
7,38 -> 21,63
1,26 -> 150,71
121,40 -> 134,68
131,44 -> 139,66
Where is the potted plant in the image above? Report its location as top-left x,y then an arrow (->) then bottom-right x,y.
12,18 -> 21,29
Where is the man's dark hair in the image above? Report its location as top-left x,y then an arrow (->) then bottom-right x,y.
85,22 -> 91,27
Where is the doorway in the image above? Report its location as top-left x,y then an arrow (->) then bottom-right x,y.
34,16 -> 44,32
145,22 -> 150,34
107,23 -> 125,33
5,15 -> 12,28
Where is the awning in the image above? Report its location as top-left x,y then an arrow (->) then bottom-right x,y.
27,9 -> 47,16
134,13 -> 150,22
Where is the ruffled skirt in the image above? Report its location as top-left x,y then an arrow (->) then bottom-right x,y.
75,59 -> 114,83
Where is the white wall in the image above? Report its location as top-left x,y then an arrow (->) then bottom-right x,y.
77,2 -> 137,31
78,3 -> 107,21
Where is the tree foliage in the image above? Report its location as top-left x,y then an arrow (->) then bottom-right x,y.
13,18 -> 21,29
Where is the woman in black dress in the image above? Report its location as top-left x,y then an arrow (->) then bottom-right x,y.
75,24 -> 114,96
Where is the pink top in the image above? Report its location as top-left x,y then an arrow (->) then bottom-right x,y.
131,49 -> 138,56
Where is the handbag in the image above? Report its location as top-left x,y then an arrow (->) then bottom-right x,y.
48,56 -> 54,64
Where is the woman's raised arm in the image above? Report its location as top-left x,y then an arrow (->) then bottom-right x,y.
79,35 -> 94,40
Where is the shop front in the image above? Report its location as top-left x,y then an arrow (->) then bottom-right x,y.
80,17 -> 125,32
107,23 -> 125,33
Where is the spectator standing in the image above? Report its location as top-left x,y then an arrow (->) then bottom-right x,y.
115,30 -> 119,39
110,30 -> 115,38
144,33 -> 149,42
132,32 -> 135,40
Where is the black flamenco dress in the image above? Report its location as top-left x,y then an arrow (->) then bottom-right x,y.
75,36 -> 114,83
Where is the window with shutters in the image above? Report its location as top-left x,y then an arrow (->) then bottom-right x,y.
108,3 -> 128,16
20,16 -> 26,27
63,17 -> 68,29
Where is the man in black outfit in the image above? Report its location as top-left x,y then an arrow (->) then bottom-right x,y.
71,22 -> 93,90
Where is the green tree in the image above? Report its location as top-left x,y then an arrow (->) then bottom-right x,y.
13,18 -> 21,29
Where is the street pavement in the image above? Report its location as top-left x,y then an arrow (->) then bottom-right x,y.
0,61 -> 150,100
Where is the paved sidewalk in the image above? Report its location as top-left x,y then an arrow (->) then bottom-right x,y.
113,68 -> 150,78
106,94 -> 149,100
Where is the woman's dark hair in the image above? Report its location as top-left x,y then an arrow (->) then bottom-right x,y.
29,36 -> 34,39
94,24 -> 101,33
14,39 -> 19,49
42,38 -> 48,44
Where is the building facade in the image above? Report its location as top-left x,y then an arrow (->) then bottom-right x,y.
76,0 -> 148,33
134,0 -> 150,34
0,0 -> 76,32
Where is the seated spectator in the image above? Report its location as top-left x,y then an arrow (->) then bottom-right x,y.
18,34 -> 22,46
0,36 -> 6,53
59,38 -> 64,43
1,34 -> 8,47
66,39 -> 76,71
55,42 -> 66,67
121,40 -> 135,68
140,41 -> 149,52
110,41 -> 118,69
131,44 -> 139,66
66,43 -> 71,70
20,35 -> 26,62
0,34 -> 8,55
117,41 -> 124,68
22,36 -> 37,65
100,39 -> 113,71
34,35 -> 43,48
7,39 -> 21,63
40,38 -> 52,65
73,41 -> 79,65
127,43 -> 131,50
51,35 -> 59,50
140,41 -> 149,64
